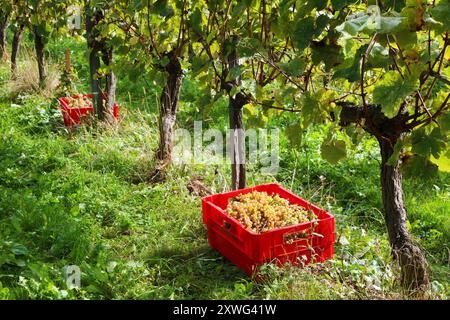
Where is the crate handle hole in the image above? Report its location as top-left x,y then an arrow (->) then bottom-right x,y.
223,221 -> 232,230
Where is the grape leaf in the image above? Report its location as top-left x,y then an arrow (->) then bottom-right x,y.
321,139 -> 347,164
188,8 -> 203,34
153,0 -> 174,18
311,41 -> 344,71
383,0 -> 407,11
372,71 -> 419,118
336,13 -> 404,36
191,55 -> 209,75
331,0 -> 359,10
438,112 -> 450,133
336,14 -> 369,35
300,92 -> 322,127
367,43 -> 390,68
293,17 -> 316,50
297,0 -> 328,17
332,46 -> 365,82
285,123 -> 303,147
243,103 -> 266,127
411,128 -> 446,158
278,57 -> 306,77
402,154 -> 439,179
430,150 -> 450,172
226,66 -> 242,82
375,16 -> 406,33
394,30 -> 417,50
430,0 -> 450,32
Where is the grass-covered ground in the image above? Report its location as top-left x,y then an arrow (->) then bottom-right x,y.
0,38 -> 448,299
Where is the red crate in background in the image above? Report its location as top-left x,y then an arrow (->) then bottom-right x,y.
58,93 -> 119,127
202,183 -> 335,276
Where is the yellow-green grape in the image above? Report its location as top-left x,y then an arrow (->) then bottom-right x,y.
67,96 -> 91,108
226,191 -> 318,234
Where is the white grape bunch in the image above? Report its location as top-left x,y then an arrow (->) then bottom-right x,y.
226,191 -> 317,233
67,96 -> 92,108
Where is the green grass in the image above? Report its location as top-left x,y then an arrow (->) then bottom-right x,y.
0,36 -> 448,299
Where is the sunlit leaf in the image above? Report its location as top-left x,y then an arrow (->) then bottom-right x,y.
430,150 -> 450,172
431,0 -> 450,32
411,128 -> 446,159
402,154 -> 439,179
285,123 -> 303,147
311,41 -> 344,71
292,17 -> 315,50
321,139 -> 347,164
336,13 -> 404,36
372,71 -> 419,118
331,0 -> 359,10
438,112 -> 450,133
188,8 -> 203,34
332,46 -> 365,82
278,57 -> 306,77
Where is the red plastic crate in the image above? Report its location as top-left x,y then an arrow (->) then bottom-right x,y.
58,93 -> 119,127
202,183 -> 335,276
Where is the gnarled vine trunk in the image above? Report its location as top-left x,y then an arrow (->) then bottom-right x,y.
103,49 -> 117,124
0,13 -> 8,60
105,70 -> 116,122
11,23 -> 24,77
157,54 -> 183,166
229,93 -> 246,190
227,35 -> 246,190
340,103 -> 430,292
33,28 -> 46,88
86,8 -> 116,123
86,7 -> 104,119
378,136 -> 430,292
89,49 -> 103,119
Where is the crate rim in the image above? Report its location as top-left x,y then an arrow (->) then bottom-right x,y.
58,93 -> 118,110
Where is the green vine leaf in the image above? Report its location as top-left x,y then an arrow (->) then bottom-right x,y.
430,0 -> 450,32
278,57 -> 306,77
332,45 -> 365,82
372,71 -> 419,118
411,128 -> 446,159
402,154 -> 439,179
321,138 -> 347,164
285,123 -> 303,147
